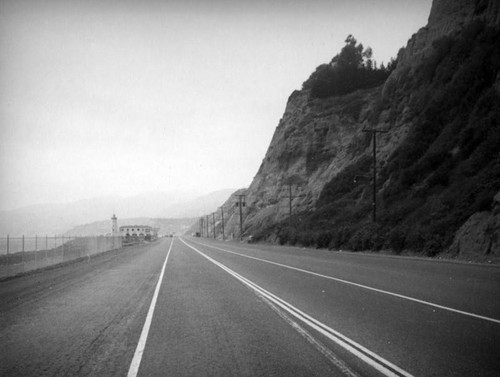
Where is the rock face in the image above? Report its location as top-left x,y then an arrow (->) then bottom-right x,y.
449,191 -> 500,261
392,0 -> 500,73
243,87 -> 380,234
241,81 -> 416,236
385,0 -> 500,97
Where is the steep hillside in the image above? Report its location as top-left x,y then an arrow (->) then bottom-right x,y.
225,0 -> 500,260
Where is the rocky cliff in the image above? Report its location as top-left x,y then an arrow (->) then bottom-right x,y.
448,190 -> 500,262
243,87 -> 381,231
387,0 -> 500,89
207,0 -> 500,259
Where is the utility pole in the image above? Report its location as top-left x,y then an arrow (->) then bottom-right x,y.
206,215 -> 209,238
362,127 -> 388,223
283,184 -> 304,229
220,207 -> 225,241
235,194 -> 246,240
212,213 -> 216,239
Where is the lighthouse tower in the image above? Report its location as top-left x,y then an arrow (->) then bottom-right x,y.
111,214 -> 118,235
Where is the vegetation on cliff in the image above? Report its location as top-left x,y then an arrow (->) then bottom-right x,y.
255,21 -> 500,256
302,35 -> 396,99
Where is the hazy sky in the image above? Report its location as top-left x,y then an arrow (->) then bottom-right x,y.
0,0 -> 432,211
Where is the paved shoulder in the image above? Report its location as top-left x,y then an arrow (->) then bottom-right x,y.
0,239 -> 171,376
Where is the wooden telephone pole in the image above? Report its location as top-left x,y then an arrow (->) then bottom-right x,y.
362,127 -> 388,223
219,207 -> 225,241
235,194 -> 246,240
212,213 -> 216,239
283,184 -> 304,229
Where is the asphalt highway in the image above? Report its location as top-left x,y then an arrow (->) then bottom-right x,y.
1,237 -> 499,376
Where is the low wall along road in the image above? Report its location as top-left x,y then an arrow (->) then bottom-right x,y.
0,236 -> 122,279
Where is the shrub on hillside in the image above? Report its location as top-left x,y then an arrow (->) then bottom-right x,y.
302,35 -> 396,99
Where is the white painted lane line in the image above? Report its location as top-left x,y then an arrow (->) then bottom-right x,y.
128,239 -> 174,377
180,238 -> 413,377
191,239 -> 500,325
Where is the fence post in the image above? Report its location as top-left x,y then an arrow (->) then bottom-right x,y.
45,235 -> 48,266
62,235 -> 65,262
22,235 -> 25,272
6,234 -> 9,268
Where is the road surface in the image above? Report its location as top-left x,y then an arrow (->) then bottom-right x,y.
1,237 -> 499,376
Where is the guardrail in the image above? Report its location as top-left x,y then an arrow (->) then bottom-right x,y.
0,235 -> 122,279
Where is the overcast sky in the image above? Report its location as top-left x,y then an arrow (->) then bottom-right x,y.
0,0 -> 432,211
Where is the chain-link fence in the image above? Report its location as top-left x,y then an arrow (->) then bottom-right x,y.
0,235 -> 122,279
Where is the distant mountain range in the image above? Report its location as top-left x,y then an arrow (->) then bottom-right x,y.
0,189 -> 236,236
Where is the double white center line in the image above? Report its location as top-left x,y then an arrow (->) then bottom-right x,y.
180,238 -> 413,377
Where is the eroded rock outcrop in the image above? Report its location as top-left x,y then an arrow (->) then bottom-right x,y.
243,88 -> 379,233
390,0 -> 500,79
449,191 -> 500,261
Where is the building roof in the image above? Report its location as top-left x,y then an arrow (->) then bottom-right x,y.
119,225 -> 153,229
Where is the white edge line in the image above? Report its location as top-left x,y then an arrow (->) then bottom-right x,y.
180,238 -> 413,377
190,239 -> 500,325
127,238 -> 174,377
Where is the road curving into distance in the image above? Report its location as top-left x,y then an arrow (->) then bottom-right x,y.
1,236 -> 499,376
